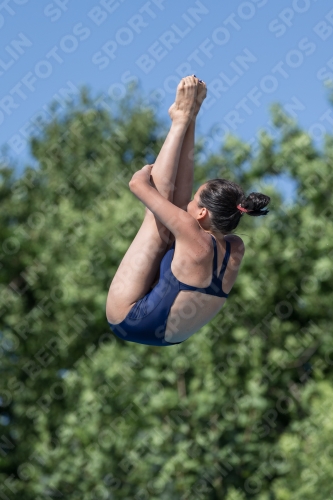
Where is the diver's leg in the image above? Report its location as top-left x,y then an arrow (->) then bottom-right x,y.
172,79 -> 207,210
167,80 -> 207,248
149,75 -> 198,201
106,77 -> 198,324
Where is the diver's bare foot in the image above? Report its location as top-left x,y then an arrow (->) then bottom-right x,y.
168,76 -> 198,125
193,79 -> 207,118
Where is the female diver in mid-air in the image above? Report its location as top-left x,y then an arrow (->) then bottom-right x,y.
106,75 -> 270,346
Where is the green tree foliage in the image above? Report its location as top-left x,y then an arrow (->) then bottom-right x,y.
260,381 -> 333,500
0,87 -> 333,499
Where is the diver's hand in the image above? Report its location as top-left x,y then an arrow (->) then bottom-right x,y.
129,164 -> 154,187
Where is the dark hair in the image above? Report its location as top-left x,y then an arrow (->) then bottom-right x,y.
198,179 -> 270,234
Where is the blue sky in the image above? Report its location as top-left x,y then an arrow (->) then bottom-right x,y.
1,0 -> 333,200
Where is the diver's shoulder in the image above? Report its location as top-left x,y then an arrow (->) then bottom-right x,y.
224,234 -> 245,259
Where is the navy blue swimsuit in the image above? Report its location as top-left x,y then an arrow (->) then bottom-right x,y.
108,235 -> 231,346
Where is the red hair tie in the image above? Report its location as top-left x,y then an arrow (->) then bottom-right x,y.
237,204 -> 249,213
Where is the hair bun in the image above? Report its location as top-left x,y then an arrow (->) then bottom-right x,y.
242,192 -> 270,217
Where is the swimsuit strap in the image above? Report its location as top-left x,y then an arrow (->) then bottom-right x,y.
210,235 -> 231,280
218,239 -> 231,280
211,234 -> 219,279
